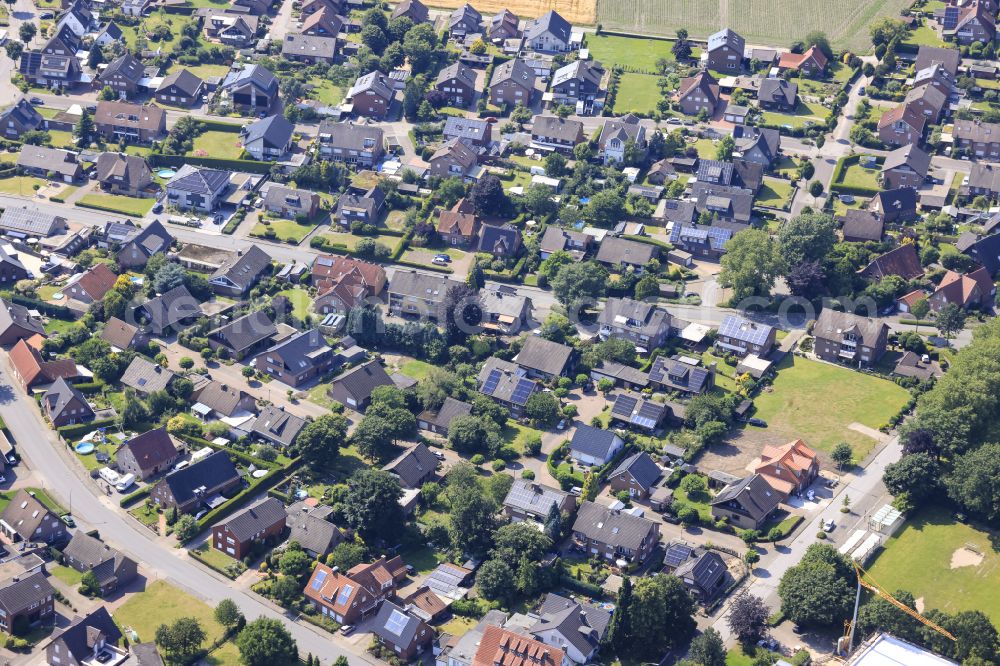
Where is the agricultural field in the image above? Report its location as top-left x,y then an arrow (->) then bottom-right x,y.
612,74 -> 662,115
868,505 -> 1000,626
420,0 -> 595,23
596,0 -> 912,52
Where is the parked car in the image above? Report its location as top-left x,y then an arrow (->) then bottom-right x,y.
340,625 -> 356,636
152,202 -> 163,214
115,473 -> 136,493
823,519 -> 835,532
432,450 -> 445,461
60,514 -> 75,527
29,97 -> 43,105
173,460 -> 190,471
433,253 -> 451,262
432,256 -> 449,265
747,417 -> 767,427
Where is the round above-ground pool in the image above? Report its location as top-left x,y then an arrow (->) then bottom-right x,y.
157,169 -> 177,179
75,442 -> 95,454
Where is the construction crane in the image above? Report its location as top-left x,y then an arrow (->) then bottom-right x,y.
844,561 -> 956,655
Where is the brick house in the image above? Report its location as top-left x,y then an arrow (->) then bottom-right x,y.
213,497 -> 286,560
303,556 -> 407,624
709,473 -> 781,529
489,59 -> 536,107
812,309 -> 889,366
115,427 -> 180,480
571,501 -> 660,563
607,452 -> 662,501
754,439 -> 819,500
877,103 -> 926,147
435,61 -> 477,108
677,71 -> 719,116
706,28 -> 744,72
777,45 -> 828,77
150,451 -> 241,514
346,71 -> 394,119
881,144 -> 930,190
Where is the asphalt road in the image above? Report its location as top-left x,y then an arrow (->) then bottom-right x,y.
0,353 -> 378,665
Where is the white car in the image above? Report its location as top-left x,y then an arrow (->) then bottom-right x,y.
823,519 -> 835,532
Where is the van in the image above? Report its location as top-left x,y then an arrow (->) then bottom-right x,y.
115,474 -> 136,493
99,467 -> 120,485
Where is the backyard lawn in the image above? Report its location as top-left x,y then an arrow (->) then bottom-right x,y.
189,130 -> 244,159
50,564 -> 84,586
761,100 -> 829,129
47,130 -> 76,149
585,34 -> 676,71
309,79 -> 344,105
120,12 -> 195,52
613,74 -> 662,115
501,421 -> 544,455
320,231 -> 400,251
251,218 -> 318,244
836,158 -> 883,190
77,194 -> 155,216
692,137 -> 718,159
191,543 -> 240,574
168,62 -> 231,79
751,355 -> 910,458
115,580 -> 226,644
0,176 -> 48,195
755,177 -> 794,209
397,359 -> 435,381
868,505 -> 1000,626
276,288 -> 312,320
904,24 -> 946,47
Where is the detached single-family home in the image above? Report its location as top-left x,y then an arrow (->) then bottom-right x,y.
371,602 -> 433,661
282,33 -> 338,64
477,357 -> 539,417
213,497 -> 286,560
598,114 -> 646,164
757,78 -> 797,111
710,473 -> 781,529
116,220 -> 174,269
115,426 -> 181,480
327,359 -> 395,411
777,45 -> 828,77
449,3 -> 482,38
120,356 -> 175,396
95,152 -> 153,197
0,299 -> 45,347
754,439 -> 820,500
503,479 -> 575,523
489,9 -> 520,41
706,28 -> 744,71
0,97 -> 42,139
595,236 -> 658,272
877,103 -> 926,147
304,556 -> 407,624
251,405 -> 306,449
598,297 -> 672,351
17,145 -> 82,182
812,309 -> 889,366
674,550 -> 727,603
0,573 -> 54,634
387,270 -> 460,320
382,443 -> 439,489
929,267 -> 995,311
220,65 -> 279,113
62,532 -> 138,595
568,424 -> 624,467
473,627 -> 564,666
334,185 -> 386,228
677,71 -> 719,116
715,315 -> 776,357
490,59 -> 536,107
648,356 -> 715,394
428,138 -> 479,179
209,246 -> 272,298
514,335 -> 574,380
417,396 -> 472,435
151,451 -> 242,514
155,69 -> 204,106
1,489 -> 69,544
317,121 -> 385,168
392,0 -> 429,23
437,198 -> 480,246
242,115 -> 294,161
165,165 -> 231,213
858,243 -> 923,281
42,377 -> 94,428
134,285 -> 201,336
8,339 -> 78,391
435,61 -> 478,108
881,144 -> 930,190
255,329 -> 335,388
523,9 -> 571,52
530,593 -> 610,665
96,100 -> 168,144
530,115 -> 585,154
264,185 -> 320,220
98,53 -> 144,98
64,263 -> 118,304
346,71 -> 394,119
608,451 -> 662,501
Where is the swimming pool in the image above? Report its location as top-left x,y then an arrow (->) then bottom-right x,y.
157,169 -> 177,179
75,442 -> 95,454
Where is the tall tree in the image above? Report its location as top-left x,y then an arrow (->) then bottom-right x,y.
214,599 -> 244,630
236,618 -> 298,666
688,629 -> 726,666
719,229 -> 785,301
778,212 -> 837,266
155,618 -> 206,665
604,576 -> 632,651
778,544 -> 854,627
628,575 -> 696,657
341,469 -> 403,542
469,174 -> 507,217
295,414 -> 348,469
936,303 -> 966,339
449,485 -> 498,556
726,593 -> 769,645
543,503 -> 562,541
947,443 -> 1000,521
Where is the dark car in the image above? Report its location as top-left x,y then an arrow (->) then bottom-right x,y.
151,202 -> 163,214
747,417 -> 767,427
29,97 -> 43,105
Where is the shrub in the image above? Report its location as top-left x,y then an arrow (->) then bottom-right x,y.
471,454 -> 485,466
521,469 -> 535,480
179,357 -> 194,369
491,459 -> 506,471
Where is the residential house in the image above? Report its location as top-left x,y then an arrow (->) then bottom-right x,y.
264,185 -> 320,220
572,501 -> 660,562
0,97 -> 42,140
209,246 -> 272,298
479,285 -> 533,334
710,473 -> 781,529
692,182 -> 754,224
301,6 -> 341,36
391,0 -> 429,23
285,503 -> 345,558
477,357 -> 539,417
904,82 -> 947,124
151,451 -> 242,514
490,59 -> 536,107
0,206 -> 69,239
943,0 -> 996,43
435,62 -> 478,108
597,297 -> 672,351
242,115 -> 294,161
609,391 -> 672,432
45,608 -> 126,666
878,103 -> 926,147
94,152 -> 152,197
677,71 -> 719,116
281,33 -> 338,64
674,550 -> 727,602
967,161 -> 1000,197
449,3 -> 482,38
478,224 -> 521,257
101,318 -> 143,352
316,121 -> 385,168
134,285 -> 200,336
191,380 -> 257,422
568,424 -> 624,466
595,236 -> 658,272
57,1 -> 93,37
0,248 -> 30,287
754,439 -> 820,500
667,222 -> 731,260
591,362 -> 650,391
0,573 -> 54,634
19,31 -> 83,89
858,243 -> 924,280
8,339 -> 77,391
503,479 -> 575,523
539,225 -> 592,260
417,396 -> 472,435
839,209 -> 885,243
116,219 -> 173,270
304,556 -> 407,624
893,350 -> 944,381
530,115 -> 585,154
155,69 -> 204,106
647,159 -> 677,185
300,0 -> 340,16
429,138 -> 479,178
0,489 -> 69,544
327,359 -> 396,411
347,71 -> 394,119
882,144 -> 931,190
213,497 -> 286,560
777,45 -> 828,77
530,593 -> 610,665
371,602 -> 432,661
98,53 -> 144,98
443,116 -> 492,147
929,266 -> 995,310
120,356 -> 175,396
706,28 -> 745,72
953,119 -> 1000,158
608,451 -> 662,500
334,185 -> 386,228
17,145 -> 82,182
648,355 -> 715,394
473,627 -> 565,666
550,59 -> 604,107
312,255 -> 387,314
255,329 -> 335,388
0,299 -> 45,346
916,45 -> 961,76
489,9 -> 519,41
123,0 -> 151,16
515,335 -> 574,380
42,377 -> 93,428
209,13 -> 258,47
869,187 -> 918,223
251,405 -> 305,449
812,309 -> 890,366
715,315 -> 776,357
387,270 -> 459,320
436,199 -> 479,247
757,77 -> 797,110
598,114 -> 646,164
957,231 -> 1000,275
220,65 -> 279,112
62,532 -> 138,595
383,443 -> 438,489
165,165 -> 231,213
524,10 -> 571,52
115,427 -> 181,480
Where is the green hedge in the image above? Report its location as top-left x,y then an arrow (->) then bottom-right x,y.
119,485 -> 152,508
559,573 -> 604,599
58,418 -> 117,441
830,154 -> 883,197
175,434 -> 283,471
622,234 -> 673,252
195,465 -> 288,531
75,201 -> 145,216
10,294 -> 74,320
150,154 -> 274,175
72,381 -> 106,395
196,119 -> 244,133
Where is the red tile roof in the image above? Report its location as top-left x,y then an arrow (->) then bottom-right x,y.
74,263 -> 118,301
473,626 -> 565,666
9,338 -> 77,389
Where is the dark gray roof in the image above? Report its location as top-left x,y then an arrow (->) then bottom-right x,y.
437,61 -> 476,88
52,608 -> 123,662
0,572 -> 53,614
194,381 -> 253,417
957,231 -> 1000,275
596,236 -> 658,266
1,490 -> 59,541
491,59 -> 535,89
331,359 -> 395,403
883,144 -> 931,176
348,70 -> 393,101
262,328 -> 333,374
208,310 -> 276,355
286,503 -> 343,556
0,97 -> 42,130
813,310 -> 889,348
121,356 -> 175,393
392,0 -> 429,21
264,185 -> 318,216
138,285 -> 201,332
692,183 -> 754,224
418,396 -> 472,430
443,116 -> 490,142
597,297 -> 671,338
388,270 -> 458,303
96,152 -> 151,189
675,550 -> 726,590
157,68 -> 203,96
63,532 -> 134,587
569,424 -> 621,460
710,473 -> 781,521
16,145 -> 80,179
532,592 -> 610,657
221,497 -> 286,541
478,224 -> 521,254
593,361 -> 649,387
0,298 -> 45,338
609,451 -> 661,490
251,405 -> 305,447
514,336 -> 573,376
648,356 -> 713,393
244,115 -> 294,150
532,115 -> 584,143
43,377 -> 91,422
524,9 -> 570,43
478,357 -> 539,406
839,209 -> 884,242
609,391 -> 669,429
382,443 -> 438,487
116,427 -> 178,471
131,643 -> 165,666
371,601 -> 425,648
221,64 -> 278,94
718,315 -> 773,345
161,451 -> 240,505
571,501 -> 656,550
552,59 -> 603,89
757,77 -> 796,105
282,33 -> 338,59
123,219 -> 173,258
102,53 -> 144,83
167,164 -> 231,196
317,120 -> 384,151
503,479 -> 569,518
210,245 -> 272,291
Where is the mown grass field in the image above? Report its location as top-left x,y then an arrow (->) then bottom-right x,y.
189,131 -> 244,160
115,580 -> 227,643
78,194 -> 155,216
596,0 -> 911,51
612,74 -> 661,115
585,34 -> 697,72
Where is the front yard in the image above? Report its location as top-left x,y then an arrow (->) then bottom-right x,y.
835,158 -> 883,190
0,176 -> 48,195
755,177 -> 794,209
115,580 -> 227,644
77,194 -> 156,216
760,100 -> 829,129
189,130 -> 244,159
251,218 -> 318,244
750,355 -> 910,458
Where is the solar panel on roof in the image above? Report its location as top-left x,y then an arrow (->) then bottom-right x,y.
385,609 -> 409,636
611,395 -> 637,417
482,368 -> 502,395
311,570 -> 328,590
664,544 -> 693,568
510,378 -> 535,405
335,582 -> 353,605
